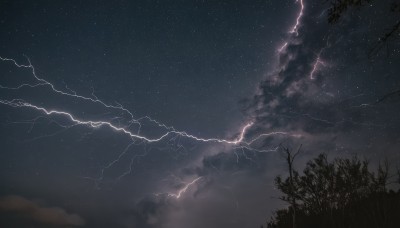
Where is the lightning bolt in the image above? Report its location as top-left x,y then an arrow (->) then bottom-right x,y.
0,56 -> 176,133
0,97 -> 255,144
166,176 -> 203,199
309,52 -> 326,79
289,0 -> 304,35
0,56 -> 299,170
277,42 -> 288,53
275,1 -> 305,53
0,56 -> 298,146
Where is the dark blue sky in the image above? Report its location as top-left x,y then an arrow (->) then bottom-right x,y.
0,1 -> 399,228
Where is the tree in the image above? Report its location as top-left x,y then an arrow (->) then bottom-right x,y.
274,145 -> 302,228
266,153 -> 400,228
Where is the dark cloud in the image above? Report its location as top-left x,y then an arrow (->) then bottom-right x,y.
0,195 -> 85,227
246,0 -> 400,160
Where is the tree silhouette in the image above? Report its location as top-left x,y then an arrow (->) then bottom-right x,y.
274,145 -> 302,228
265,153 -> 400,228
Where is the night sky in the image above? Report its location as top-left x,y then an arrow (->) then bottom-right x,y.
1,0 -> 400,227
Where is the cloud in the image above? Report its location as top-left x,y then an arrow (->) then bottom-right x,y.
243,1 -> 400,164
120,146 -> 288,228
0,195 -> 85,227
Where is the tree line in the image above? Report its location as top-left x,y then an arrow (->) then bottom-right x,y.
264,146 -> 400,228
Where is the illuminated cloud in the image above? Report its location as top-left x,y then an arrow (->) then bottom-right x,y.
0,195 -> 85,226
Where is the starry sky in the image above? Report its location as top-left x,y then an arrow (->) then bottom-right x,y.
0,0 -> 399,227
